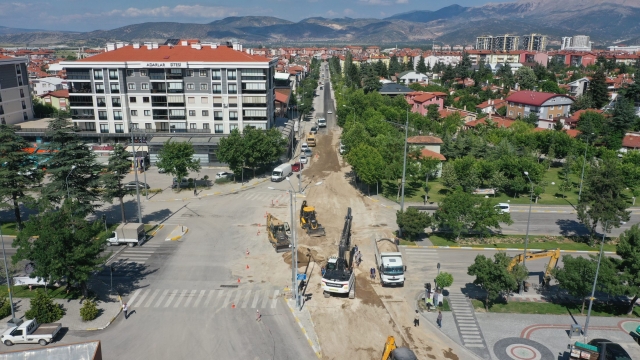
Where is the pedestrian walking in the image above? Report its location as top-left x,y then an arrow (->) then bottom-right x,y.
194,188 -> 197,196
437,311 -> 443,328
354,245 -> 358,254
371,267 -> 376,280
321,266 -> 326,277
123,302 -> 128,319
413,310 -> 420,327
256,310 -> 261,322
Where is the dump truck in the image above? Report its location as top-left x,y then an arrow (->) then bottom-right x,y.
266,213 -> 291,252
373,238 -> 406,286
1,319 -> 61,346
107,223 -> 145,247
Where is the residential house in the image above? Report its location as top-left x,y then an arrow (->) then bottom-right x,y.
379,83 -> 413,97
566,77 -> 589,97
475,98 -> 506,114
621,132 -> 640,153
464,115 -> 514,129
505,91 -> 574,128
407,135 -> 446,177
39,89 -> 69,111
564,109 -> 604,129
398,71 -> 429,85
31,77 -> 67,96
405,91 -> 446,116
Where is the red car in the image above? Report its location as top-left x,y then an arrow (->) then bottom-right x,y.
292,162 -> 303,172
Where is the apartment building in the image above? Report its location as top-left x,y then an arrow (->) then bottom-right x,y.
561,35 -> 592,51
60,40 -> 277,136
0,55 -> 34,125
505,91 -> 574,128
476,36 -> 493,50
522,34 -> 547,52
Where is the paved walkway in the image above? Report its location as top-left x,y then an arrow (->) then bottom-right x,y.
447,290 -> 491,359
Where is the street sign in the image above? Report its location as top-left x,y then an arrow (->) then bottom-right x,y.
296,274 -> 307,281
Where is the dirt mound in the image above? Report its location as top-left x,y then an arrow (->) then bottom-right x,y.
281,246 -> 326,267
303,129 -> 342,179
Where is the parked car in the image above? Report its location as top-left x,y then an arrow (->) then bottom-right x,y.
124,181 -> 150,190
310,126 -> 318,134
292,162 -> 303,172
158,167 -> 166,174
300,155 -> 308,164
216,171 -> 232,179
301,142 -> 310,152
172,177 -> 189,189
588,339 -> 632,360
1,319 -> 61,346
339,144 -> 347,155
327,110 -> 333,114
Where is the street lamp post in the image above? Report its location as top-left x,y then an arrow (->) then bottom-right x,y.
399,108 -> 409,238
130,127 -> 143,223
519,171 -> 534,295
578,133 -> 594,202
583,221 -> 607,339
66,165 -> 76,200
1,226 -> 21,326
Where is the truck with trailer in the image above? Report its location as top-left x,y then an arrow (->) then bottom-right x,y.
321,208 -> 355,298
107,223 -> 146,247
373,238 -> 406,286
1,319 -> 61,346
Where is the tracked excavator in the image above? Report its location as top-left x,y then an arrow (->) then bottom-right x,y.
321,207 -> 355,298
266,213 -> 291,252
508,248 -> 561,286
381,336 -> 418,360
299,200 -> 326,237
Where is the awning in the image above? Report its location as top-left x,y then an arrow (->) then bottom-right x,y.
274,72 -> 291,80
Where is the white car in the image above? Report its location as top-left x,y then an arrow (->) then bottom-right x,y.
300,155 -> 308,164
216,171 -> 232,179
496,203 -> 510,214
301,143 -> 309,152
327,110 -> 333,114
339,144 -> 346,155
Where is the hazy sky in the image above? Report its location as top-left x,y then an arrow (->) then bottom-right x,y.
0,0 -> 515,32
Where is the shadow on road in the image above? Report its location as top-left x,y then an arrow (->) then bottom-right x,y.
556,219 -> 589,237
94,260 -> 157,299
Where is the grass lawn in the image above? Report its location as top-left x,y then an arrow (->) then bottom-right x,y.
419,298 -> 450,312
0,223 -> 19,236
471,299 -> 640,317
0,285 -> 82,300
428,233 -> 617,252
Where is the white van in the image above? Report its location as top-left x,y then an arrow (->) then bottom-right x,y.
271,163 -> 292,182
496,203 -> 510,214
317,118 -> 327,128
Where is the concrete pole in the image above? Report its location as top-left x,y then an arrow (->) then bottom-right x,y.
399,108 -> 409,238
519,173 -> 534,294
583,222 -> 607,339
1,227 -> 21,326
130,127 -> 143,223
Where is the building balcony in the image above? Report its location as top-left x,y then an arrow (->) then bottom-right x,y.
153,115 -> 169,120
148,128 -> 211,134
97,102 -> 106,107
69,101 -> 94,107
152,102 -> 167,107
149,74 -> 166,80
167,89 -> 184,94
71,115 -> 96,120
169,116 -> 186,120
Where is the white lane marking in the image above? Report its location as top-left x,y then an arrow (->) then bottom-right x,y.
193,290 -> 206,308
184,289 -> 197,307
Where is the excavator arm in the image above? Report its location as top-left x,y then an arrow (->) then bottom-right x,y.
381,336 -> 397,360
508,248 -> 561,283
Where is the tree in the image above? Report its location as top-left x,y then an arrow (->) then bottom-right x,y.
362,66 -> 382,94
588,68 -> 609,109
156,139 -> 201,186
523,112 -> 539,126
608,97 -> 637,149
572,94 -> 595,111
32,100 -> 57,118
389,55 -> 401,76
80,299 -> 99,321
347,143 -> 385,192
416,56 -> 427,74
515,67 -> 537,90
396,207 -> 432,240
40,116 -> 102,215
101,144 -> 134,223
434,272 -> 453,289
375,59 -> 388,78
539,80 -> 563,94
217,128 -> 245,177
576,157 -> 631,241
0,125 -> 43,229
25,289 -> 65,323
553,255 -> 597,314
13,202 -> 108,297
467,253 -> 517,310
426,104 -> 441,122
616,224 -> 640,314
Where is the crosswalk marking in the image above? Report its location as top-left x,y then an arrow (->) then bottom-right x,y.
261,290 -> 270,308
271,290 -> 279,308
145,289 -> 161,307
156,290 -> 169,307
213,290 -> 224,307
223,291 -> 233,307
204,290 -> 216,307
193,290 -> 206,308
184,290 -> 197,307
174,289 -> 188,308
241,290 -> 252,308
233,289 -> 243,307
127,289 -> 141,306
164,289 -> 178,307
133,289 -> 150,307
251,290 -> 261,308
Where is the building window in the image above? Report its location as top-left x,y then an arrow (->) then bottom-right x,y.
112,97 -> 121,107
21,100 -> 26,110
203,123 -> 209,129
550,105 -> 554,110
113,111 -> 123,120
199,70 -> 207,77
548,114 -> 553,119
228,70 -> 237,80
214,124 -> 223,133
202,110 -> 209,116
131,123 -> 139,129
212,69 -> 221,80
93,70 -> 103,80
518,112 -> 521,117
144,110 -> 151,116
143,97 -> 150,103
145,123 -> 152,129
213,97 -> 222,107
189,110 -> 196,117
97,97 -> 106,107
95,83 -> 105,93
201,97 -> 208,104
100,124 -> 109,133
131,110 -> 138,116
141,83 -> 149,90
200,83 -> 208,91
115,124 -> 124,133
85,122 -> 96,131
557,105 -> 562,111
190,123 -> 197,129
126,70 -> 134,77
509,110 -> 513,116
228,84 -> 237,94
20,89 -> 25,98
140,70 -> 148,77
229,111 -> 238,120
98,111 -> 107,120
23,112 -> 28,121
187,83 -> 195,90
230,124 -> 238,131
212,84 -> 222,94
130,96 -> 137,103
108,69 -> 118,80
110,83 -> 120,93
187,97 -> 194,104
214,111 -> 223,120
16,64 -> 21,75
128,83 -> 135,90
187,70 -> 194,77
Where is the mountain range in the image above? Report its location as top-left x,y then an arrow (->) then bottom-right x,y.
1,0 -> 640,46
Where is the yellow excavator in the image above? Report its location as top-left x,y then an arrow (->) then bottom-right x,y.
508,248 -> 561,286
266,213 -> 291,252
299,200 -> 326,237
381,336 -> 417,360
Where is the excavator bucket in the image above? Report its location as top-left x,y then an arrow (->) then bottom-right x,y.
306,222 -> 326,237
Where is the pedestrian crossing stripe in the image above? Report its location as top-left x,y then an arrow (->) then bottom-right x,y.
126,288 -> 281,309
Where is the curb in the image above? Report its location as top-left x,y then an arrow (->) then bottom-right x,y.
86,295 -> 122,331
285,300 -> 322,359
402,245 -> 615,254
167,226 -> 189,241
148,178 -> 270,202
147,224 -> 164,237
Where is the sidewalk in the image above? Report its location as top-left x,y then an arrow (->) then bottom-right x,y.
144,175 -> 270,203
286,298 -> 322,358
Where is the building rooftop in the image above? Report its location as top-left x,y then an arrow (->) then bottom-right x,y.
407,135 -> 443,144
506,91 -> 573,107
75,44 -> 271,63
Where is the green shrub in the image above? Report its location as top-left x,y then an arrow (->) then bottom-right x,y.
147,188 -> 163,194
215,177 -> 231,185
79,299 -> 99,322
0,298 -> 11,319
435,272 -> 454,289
25,290 -> 65,323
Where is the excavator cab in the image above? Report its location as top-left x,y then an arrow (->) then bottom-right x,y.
299,200 -> 326,237
381,336 -> 418,360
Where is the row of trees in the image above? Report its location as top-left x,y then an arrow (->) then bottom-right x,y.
217,127 -> 288,178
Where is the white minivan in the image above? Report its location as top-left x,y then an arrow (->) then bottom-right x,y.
271,163 -> 292,182
496,203 -> 510,213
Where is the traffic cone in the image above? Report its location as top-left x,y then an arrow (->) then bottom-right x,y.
237,278 -> 241,283
231,303 -> 236,308
246,264 -> 250,269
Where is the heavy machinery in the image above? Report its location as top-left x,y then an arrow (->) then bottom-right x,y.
266,213 -> 291,253
322,208 -> 355,298
381,336 -> 418,360
508,248 -> 561,286
299,200 -> 326,237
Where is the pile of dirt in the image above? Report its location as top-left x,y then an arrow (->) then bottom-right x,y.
281,246 -> 326,267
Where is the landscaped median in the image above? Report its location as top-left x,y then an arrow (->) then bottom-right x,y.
426,233 -> 618,252
471,298 -> 640,318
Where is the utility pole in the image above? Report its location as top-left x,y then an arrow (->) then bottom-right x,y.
583,221 -> 607,340
1,227 -> 21,326
399,107 -> 409,238
141,129 -> 148,200
519,172 -> 534,294
130,126 -> 143,223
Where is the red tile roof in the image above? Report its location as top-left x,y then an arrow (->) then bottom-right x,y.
476,98 -> 506,110
0,54 -> 13,59
407,135 -> 443,144
77,45 -> 271,63
622,134 -> 640,149
466,117 -> 514,128
420,148 -> 446,161
274,91 -> 289,104
41,89 -> 69,98
506,91 -> 573,107
413,93 -> 436,103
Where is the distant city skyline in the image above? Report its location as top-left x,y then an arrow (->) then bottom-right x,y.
0,0 -> 518,32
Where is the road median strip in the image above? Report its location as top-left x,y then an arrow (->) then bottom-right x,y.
402,245 -> 615,254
